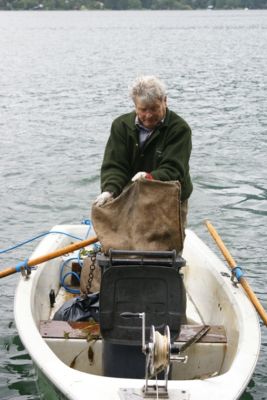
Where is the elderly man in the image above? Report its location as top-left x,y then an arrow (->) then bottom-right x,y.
94,75 -> 193,226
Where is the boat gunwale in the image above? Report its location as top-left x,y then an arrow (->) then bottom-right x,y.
14,225 -> 261,400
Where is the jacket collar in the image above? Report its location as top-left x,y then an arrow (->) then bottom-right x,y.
125,109 -> 171,150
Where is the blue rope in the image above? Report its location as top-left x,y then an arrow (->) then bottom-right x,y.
0,231 -> 85,255
81,219 -> 92,239
0,219 -> 98,293
60,271 -> 80,295
0,219 -> 94,255
93,242 -> 101,252
60,257 -> 81,294
60,243 -> 101,294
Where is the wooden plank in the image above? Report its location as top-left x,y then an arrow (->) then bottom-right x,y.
40,321 -> 226,343
177,324 -> 227,343
40,320 -> 100,339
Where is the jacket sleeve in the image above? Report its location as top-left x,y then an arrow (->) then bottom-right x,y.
100,120 -> 133,196
150,121 -> 192,184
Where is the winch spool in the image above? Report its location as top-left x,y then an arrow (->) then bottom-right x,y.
143,320 -> 187,399
120,312 -> 188,398
148,325 -> 171,377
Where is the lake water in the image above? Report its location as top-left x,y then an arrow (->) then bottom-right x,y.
0,9 -> 266,399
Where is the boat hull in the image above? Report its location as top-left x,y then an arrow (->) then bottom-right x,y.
14,225 -> 261,400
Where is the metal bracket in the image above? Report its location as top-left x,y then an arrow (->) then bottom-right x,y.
20,265 -> 31,279
119,388 -> 190,400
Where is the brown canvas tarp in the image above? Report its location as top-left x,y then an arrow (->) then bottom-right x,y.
91,179 -> 184,254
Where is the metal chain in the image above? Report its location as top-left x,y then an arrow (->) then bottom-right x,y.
86,253 -> 96,294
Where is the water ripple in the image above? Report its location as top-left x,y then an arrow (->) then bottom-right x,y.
0,9 -> 267,400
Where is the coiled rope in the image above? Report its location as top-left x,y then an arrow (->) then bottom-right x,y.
153,331 -> 169,372
0,219 -> 100,294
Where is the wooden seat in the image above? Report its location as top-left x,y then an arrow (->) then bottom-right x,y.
40,320 -> 227,343
40,321 -> 227,379
40,320 -> 100,339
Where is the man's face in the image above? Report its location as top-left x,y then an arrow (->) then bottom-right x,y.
135,97 -> 167,130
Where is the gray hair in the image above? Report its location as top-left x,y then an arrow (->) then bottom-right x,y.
129,76 -> 167,104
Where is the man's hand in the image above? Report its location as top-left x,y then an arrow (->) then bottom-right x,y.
94,191 -> 113,207
132,172 -> 153,182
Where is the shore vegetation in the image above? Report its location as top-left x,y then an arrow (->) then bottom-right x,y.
0,0 -> 266,11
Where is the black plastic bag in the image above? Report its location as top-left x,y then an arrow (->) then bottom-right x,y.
53,292 -> 99,322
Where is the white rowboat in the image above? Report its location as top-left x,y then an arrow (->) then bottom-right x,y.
14,224 -> 261,400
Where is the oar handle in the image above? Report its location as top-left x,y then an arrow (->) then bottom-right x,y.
0,267 -> 17,279
239,277 -> 267,326
0,235 -> 98,279
205,220 -> 267,326
205,221 -> 236,268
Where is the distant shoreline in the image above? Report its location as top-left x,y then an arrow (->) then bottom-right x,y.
1,0 -> 266,12
1,7 -> 266,11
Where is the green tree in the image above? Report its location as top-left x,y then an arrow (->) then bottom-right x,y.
128,0 -> 142,8
1,0 -> 267,11
191,0 -> 208,8
225,0 -> 241,7
141,0 -> 153,8
151,0 -> 191,8
215,0 -> 225,7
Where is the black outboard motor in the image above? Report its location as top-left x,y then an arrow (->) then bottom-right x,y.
98,249 -> 186,379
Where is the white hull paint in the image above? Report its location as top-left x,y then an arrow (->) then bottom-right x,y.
14,225 -> 261,400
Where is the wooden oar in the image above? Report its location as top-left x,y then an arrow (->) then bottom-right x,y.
205,220 -> 267,326
0,235 -> 98,279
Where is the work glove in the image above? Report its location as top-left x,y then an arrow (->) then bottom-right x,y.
132,172 -> 153,182
94,191 -> 113,207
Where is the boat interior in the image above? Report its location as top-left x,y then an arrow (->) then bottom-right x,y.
35,246 -> 231,382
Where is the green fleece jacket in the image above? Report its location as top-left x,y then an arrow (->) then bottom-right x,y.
100,108 -> 193,202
